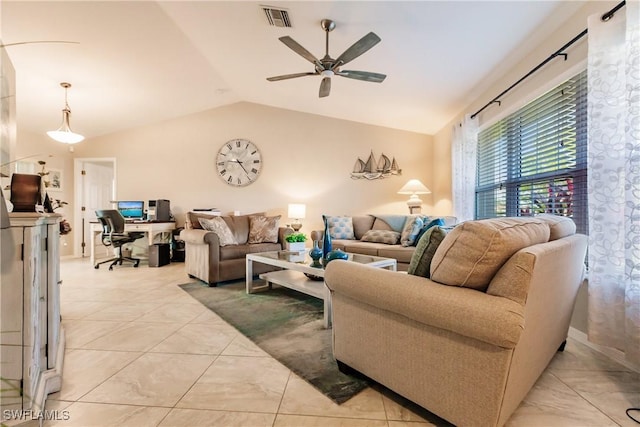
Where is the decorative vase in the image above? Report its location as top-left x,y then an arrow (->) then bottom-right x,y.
309,240 -> 323,267
322,216 -> 332,260
323,249 -> 348,266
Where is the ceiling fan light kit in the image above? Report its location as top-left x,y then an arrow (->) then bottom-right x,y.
267,18 -> 386,98
47,82 -> 84,144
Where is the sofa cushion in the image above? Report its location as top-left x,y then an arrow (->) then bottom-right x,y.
248,215 -> 281,243
372,214 -> 407,232
377,245 -> 416,265
352,215 -> 375,240
407,226 -> 447,277
324,215 -> 356,239
337,240 -> 384,256
198,216 -> 237,246
535,214 -> 576,240
186,211 -> 222,230
400,215 -> 425,247
220,242 -> 282,261
486,250 -> 535,305
361,229 -> 401,245
430,217 -> 550,291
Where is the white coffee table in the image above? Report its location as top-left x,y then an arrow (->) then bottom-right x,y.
245,250 -> 397,328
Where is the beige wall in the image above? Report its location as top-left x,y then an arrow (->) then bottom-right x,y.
73,101 -> 433,234
14,129 -> 75,255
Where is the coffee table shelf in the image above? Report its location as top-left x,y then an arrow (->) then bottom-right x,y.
246,250 -> 396,328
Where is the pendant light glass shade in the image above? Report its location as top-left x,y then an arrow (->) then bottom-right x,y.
47,82 -> 84,144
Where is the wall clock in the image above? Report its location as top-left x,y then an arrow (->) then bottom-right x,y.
216,138 -> 263,187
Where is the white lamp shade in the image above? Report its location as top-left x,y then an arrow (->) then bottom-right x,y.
288,203 -> 306,219
398,179 -> 431,195
47,108 -> 85,144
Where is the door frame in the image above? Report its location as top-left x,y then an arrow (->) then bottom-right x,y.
73,157 -> 117,257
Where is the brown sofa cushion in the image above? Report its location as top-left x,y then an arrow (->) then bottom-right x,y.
351,215 -> 376,240
430,218 -> 550,291
535,214 -> 576,240
186,211 -> 221,229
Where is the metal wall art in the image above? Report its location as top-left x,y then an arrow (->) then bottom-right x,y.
351,151 -> 401,180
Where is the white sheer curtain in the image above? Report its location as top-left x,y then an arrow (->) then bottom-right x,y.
587,1 -> 640,367
451,115 -> 479,222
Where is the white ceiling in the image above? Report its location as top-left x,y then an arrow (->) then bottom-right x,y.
1,1 -> 587,138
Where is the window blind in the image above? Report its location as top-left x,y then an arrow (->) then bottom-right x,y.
476,70 -> 588,235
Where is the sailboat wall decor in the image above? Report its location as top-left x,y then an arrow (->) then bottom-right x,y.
351,151 -> 402,180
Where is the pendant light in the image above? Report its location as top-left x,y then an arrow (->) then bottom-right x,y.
47,82 -> 84,144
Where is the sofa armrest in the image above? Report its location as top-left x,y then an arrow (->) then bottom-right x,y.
325,260 -> 524,348
278,227 -> 294,244
180,229 -> 221,246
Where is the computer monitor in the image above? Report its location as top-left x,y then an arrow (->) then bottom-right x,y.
116,200 -> 144,220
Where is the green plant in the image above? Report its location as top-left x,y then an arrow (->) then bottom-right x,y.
285,232 -> 307,243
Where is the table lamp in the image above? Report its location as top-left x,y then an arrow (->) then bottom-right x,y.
287,203 -> 306,231
398,179 -> 431,214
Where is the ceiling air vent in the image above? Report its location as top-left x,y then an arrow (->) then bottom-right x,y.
262,6 -> 292,28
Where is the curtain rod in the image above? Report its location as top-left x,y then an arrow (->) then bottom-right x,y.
469,0 -> 626,120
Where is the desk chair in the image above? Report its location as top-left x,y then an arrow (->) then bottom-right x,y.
94,209 -> 145,270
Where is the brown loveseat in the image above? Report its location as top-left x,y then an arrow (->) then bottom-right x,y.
325,215 -> 587,427
180,212 -> 292,286
319,214 -> 457,271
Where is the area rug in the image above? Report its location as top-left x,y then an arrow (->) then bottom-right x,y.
178,280 -> 368,404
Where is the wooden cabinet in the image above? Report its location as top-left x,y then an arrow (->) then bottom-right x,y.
1,213 -> 64,413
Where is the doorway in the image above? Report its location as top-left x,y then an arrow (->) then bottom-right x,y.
73,158 -> 116,257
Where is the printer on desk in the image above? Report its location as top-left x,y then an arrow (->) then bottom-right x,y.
147,199 -> 171,221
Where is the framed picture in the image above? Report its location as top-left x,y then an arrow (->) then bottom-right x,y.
48,169 -> 63,192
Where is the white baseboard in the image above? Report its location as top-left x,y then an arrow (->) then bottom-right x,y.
568,327 -> 639,373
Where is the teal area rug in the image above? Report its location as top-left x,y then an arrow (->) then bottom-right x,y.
178,280 -> 368,404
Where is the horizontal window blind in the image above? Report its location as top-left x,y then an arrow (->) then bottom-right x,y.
476,70 -> 587,235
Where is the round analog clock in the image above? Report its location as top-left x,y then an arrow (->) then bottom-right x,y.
216,139 -> 263,187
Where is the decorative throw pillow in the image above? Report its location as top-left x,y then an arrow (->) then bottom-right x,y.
323,215 -> 356,239
407,226 -> 447,277
361,229 -> 401,245
400,215 -> 424,247
248,215 -> 281,243
414,217 -> 445,244
198,217 -> 237,246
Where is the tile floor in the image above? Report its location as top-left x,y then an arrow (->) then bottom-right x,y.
37,258 -> 639,426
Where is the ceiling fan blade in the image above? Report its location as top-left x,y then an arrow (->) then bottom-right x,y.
267,72 -> 317,82
319,77 -> 331,98
337,70 -> 386,83
0,40 -> 79,48
278,36 -> 322,68
333,32 -> 381,68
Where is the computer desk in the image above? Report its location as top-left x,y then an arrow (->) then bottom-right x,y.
90,221 -> 176,265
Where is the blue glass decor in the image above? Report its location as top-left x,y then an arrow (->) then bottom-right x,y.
322,215 -> 332,260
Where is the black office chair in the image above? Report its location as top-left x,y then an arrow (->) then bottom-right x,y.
94,209 -> 145,270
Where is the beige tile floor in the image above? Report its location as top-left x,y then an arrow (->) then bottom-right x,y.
40,257 -> 638,426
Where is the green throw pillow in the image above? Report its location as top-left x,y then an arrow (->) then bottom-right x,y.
407,226 -> 447,278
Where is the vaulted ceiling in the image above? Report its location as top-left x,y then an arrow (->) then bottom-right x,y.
1,1 -> 587,139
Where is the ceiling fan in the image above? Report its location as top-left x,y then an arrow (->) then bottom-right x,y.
267,19 -> 386,98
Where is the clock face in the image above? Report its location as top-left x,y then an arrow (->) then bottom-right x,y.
216,139 -> 263,187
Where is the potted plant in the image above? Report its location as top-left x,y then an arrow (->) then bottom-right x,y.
284,232 -> 307,252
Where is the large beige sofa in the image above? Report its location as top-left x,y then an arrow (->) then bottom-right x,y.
325,215 -> 587,427
320,214 -> 457,271
180,212 -> 292,286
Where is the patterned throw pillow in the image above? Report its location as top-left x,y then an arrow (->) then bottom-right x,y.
407,226 -> 447,277
400,215 -> 425,247
361,229 -> 401,245
247,215 -> 281,243
198,217 -> 237,246
324,215 -> 356,240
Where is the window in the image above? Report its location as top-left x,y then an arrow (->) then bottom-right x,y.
476,70 -> 588,235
